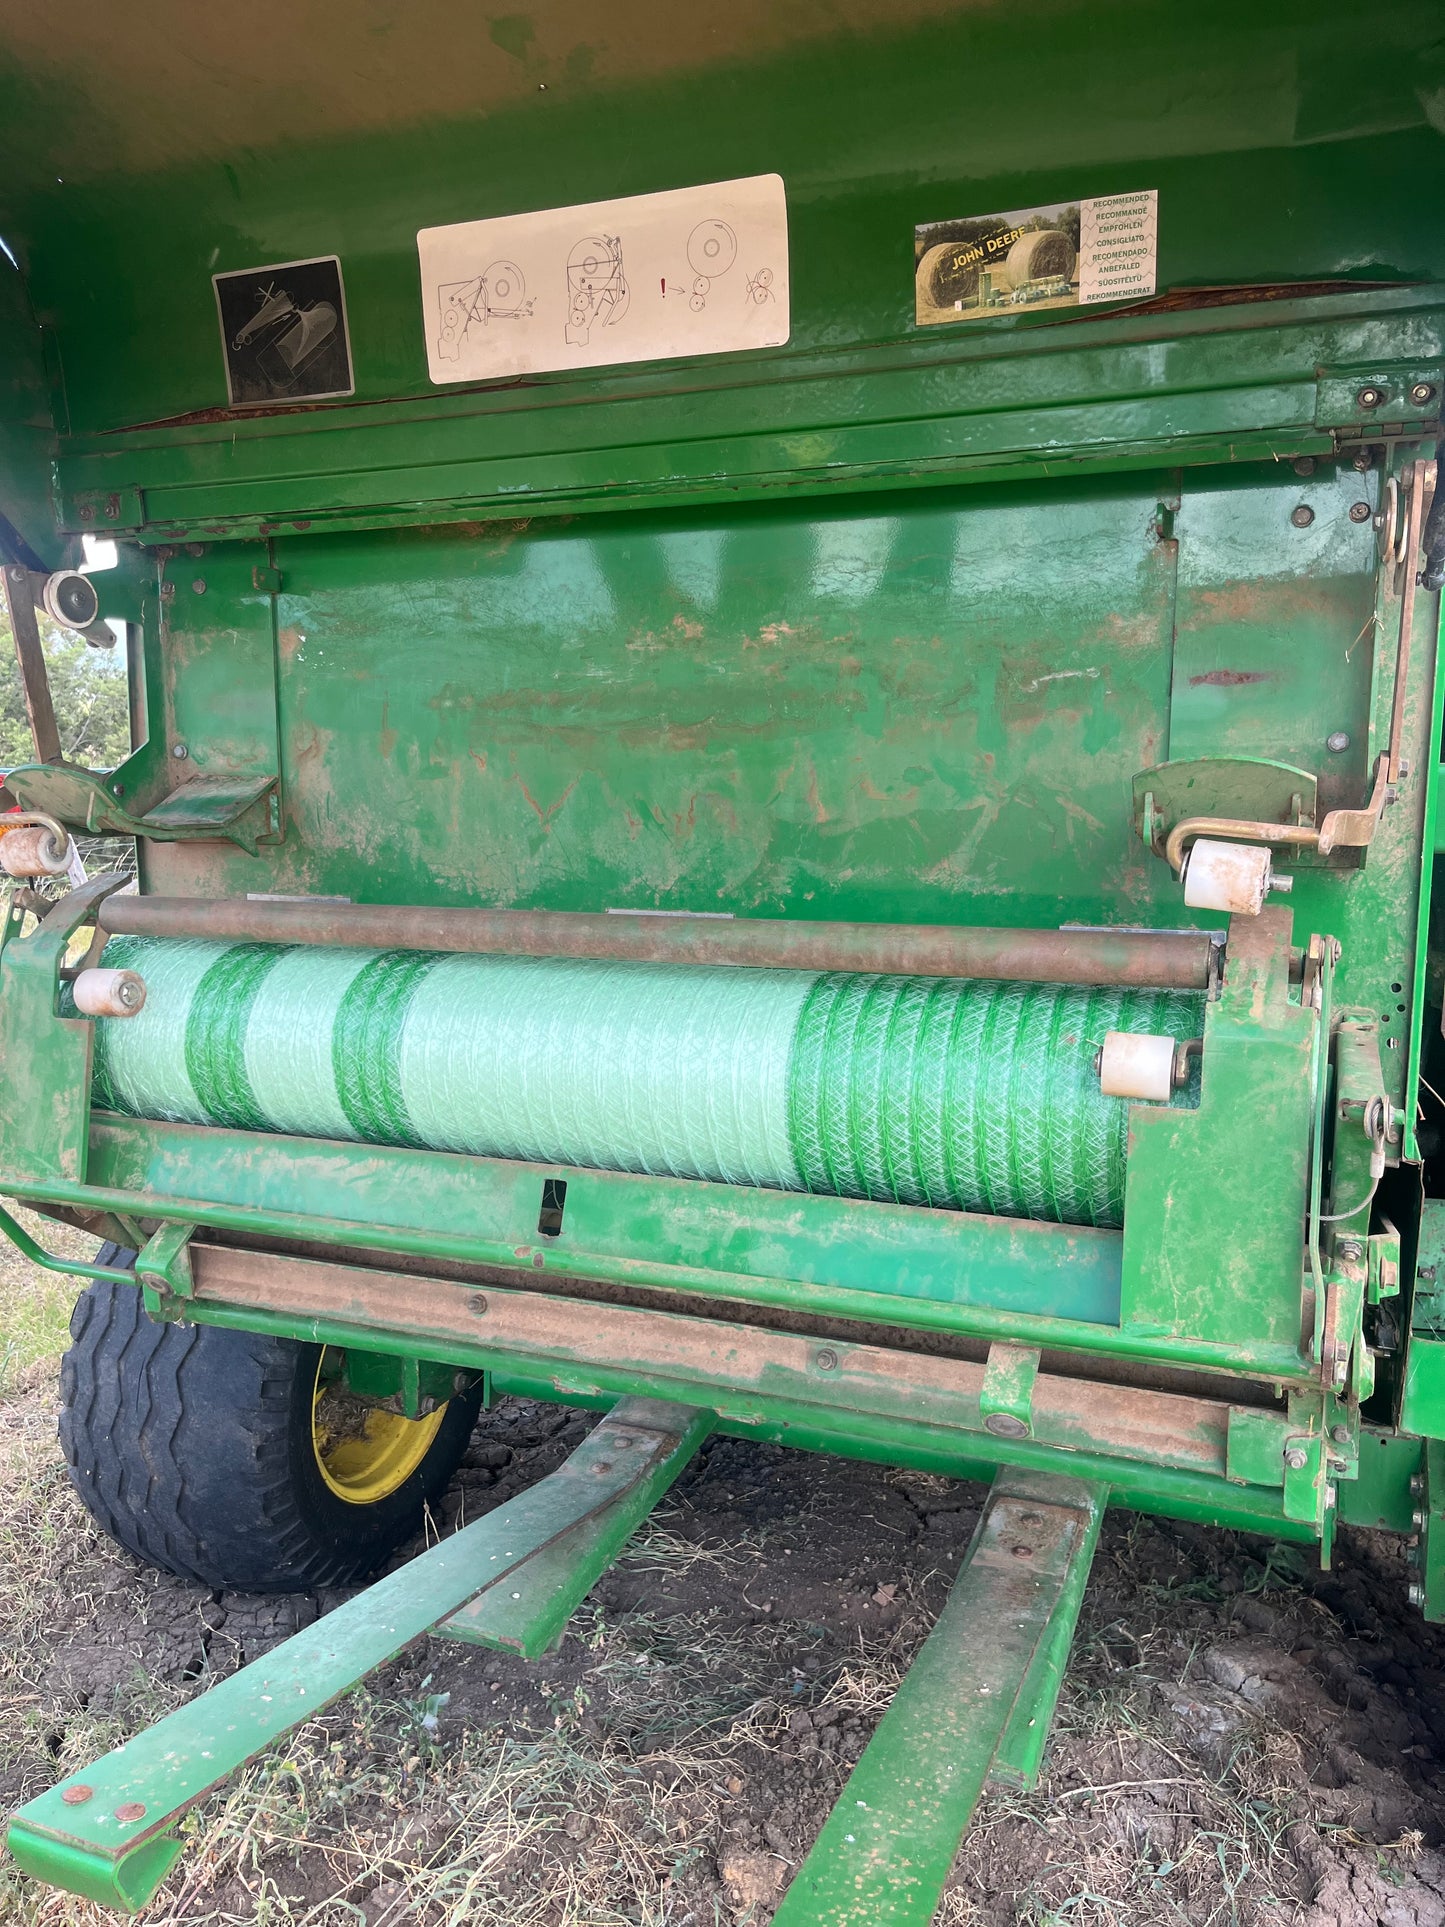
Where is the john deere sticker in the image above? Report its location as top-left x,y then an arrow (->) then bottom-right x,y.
213,256 -> 354,407
914,191 -> 1157,326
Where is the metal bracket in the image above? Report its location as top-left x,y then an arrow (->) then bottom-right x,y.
979,1341 -> 1040,1439
133,1222 -> 197,1315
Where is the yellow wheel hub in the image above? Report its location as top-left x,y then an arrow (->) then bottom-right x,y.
311,1353 -> 448,1506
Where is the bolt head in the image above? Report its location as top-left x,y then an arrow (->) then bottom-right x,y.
1348,501 -> 1372,523
1326,731 -> 1351,753
1408,1580 -> 1425,1608
1351,447 -> 1374,471
1292,456 -> 1316,476
1009,1543 -> 1035,1560
191,577 -> 206,595
1409,381 -> 1437,407
61,1785 -> 94,1806
815,1348 -> 838,1372
1284,1447 -> 1309,1471
468,1293 -> 488,1315
1357,385 -> 1387,409
171,742 -> 188,759
1330,1424 -> 1351,1444
114,1802 -> 147,1824
1290,504 -> 1315,528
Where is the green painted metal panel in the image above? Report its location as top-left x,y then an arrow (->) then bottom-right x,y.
78,1112 -> 1131,1336
1,2 -> 1443,449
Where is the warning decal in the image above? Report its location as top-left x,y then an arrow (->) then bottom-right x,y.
914,190 -> 1157,327
417,174 -> 790,385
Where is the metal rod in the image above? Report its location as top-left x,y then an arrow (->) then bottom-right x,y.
1387,456 -> 1430,783
1,566 -> 61,766
100,896 -> 1217,988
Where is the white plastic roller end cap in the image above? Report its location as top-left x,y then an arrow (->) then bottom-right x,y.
73,967 -> 147,1018
0,824 -> 73,877
1098,1030 -> 1176,1103
1182,838 -> 1275,917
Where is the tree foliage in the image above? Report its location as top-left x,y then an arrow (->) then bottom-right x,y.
0,607 -> 131,770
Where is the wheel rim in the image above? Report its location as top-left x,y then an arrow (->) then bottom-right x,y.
311,1352 -> 448,1505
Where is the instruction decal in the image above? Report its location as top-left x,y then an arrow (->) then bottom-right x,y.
213,256 -> 354,406
914,191 -> 1157,326
417,174 -> 789,384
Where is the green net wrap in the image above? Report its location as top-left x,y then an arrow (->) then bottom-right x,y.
785,974 -> 1201,1227
91,937 -> 1202,1228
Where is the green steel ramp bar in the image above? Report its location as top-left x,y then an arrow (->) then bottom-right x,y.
773,1471 -> 1106,1926
5,1397 -> 709,1912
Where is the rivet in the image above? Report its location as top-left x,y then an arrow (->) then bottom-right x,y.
61,1785 -> 93,1805
114,1802 -> 147,1823
1348,502 -> 1371,523
593,1459 -> 613,1475
468,1293 -> 488,1314
1010,1543 -> 1034,1560
815,1348 -> 838,1372
1290,505 -> 1315,528
532,1252 -> 545,1268
1326,731 -> 1351,753
1409,381 -> 1437,407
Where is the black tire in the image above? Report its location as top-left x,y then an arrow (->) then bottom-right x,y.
59,1250 -> 481,1592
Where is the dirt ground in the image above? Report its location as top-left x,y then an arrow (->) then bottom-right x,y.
1,1221 -> 1443,1926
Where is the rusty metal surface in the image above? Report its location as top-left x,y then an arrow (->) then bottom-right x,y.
102,896 -> 1217,988
188,1242 -> 1231,1475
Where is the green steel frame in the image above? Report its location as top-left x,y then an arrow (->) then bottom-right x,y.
2,2 -> 1445,1916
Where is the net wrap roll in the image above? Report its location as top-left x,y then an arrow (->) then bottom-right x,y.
89,937 -> 1203,1229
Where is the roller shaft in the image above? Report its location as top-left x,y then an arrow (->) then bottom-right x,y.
99,896 -> 1218,990
90,939 -> 1203,1229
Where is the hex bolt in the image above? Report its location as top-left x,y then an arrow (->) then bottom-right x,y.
1409,381 -> 1437,407
61,1785 -> 94,1806
114,1802 -> 147,1824
468,1293 -> 488,1315
1290,505 -> 1315,528
191,578 -> 206,595
1292,456 -> 1316,477
1357,384 -> 1387,409
1413,1507 -> 1429,1532
1348,502 -> 1372,523
78,503 -> 95,522
171,743 -> 188,759
1408,1580 -> 1426,1609
815,1348 -> 838,1372
1410,1472 -> 1425,1499
1326,731 -> 1351,753
1330,1424 -> 1351,1444
1284,1447 -> 1308,1471
1351,447 -> 1375,471
1336,1236 -> 1364,1262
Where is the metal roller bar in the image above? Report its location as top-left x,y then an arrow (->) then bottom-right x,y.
99,895 -> 1217,988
